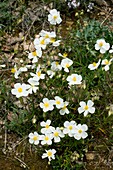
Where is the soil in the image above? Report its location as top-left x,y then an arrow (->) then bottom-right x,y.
0,130 -> 52,170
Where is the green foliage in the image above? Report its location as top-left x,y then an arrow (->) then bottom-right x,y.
0,0 -> 12,26
0,0 -> 26,31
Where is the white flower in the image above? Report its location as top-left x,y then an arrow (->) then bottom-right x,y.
0,64 -> 6,68
32,115 -> 37,124
54,96 -> 64,109
25,64 -> 36,70
19,66 -> 28,72
42,149 -> 56,162
41,133 -> 53,145
66,74 -> 82,85
63,121 -> 76,137
40,119 -> 54,134
40,98 -> 55,112
11,83 -> 29,98
88,59 -> 101,70
101,58 -> 113,71
52,127 -> 64,143
95,39 -> 110,54
47,70 -> 55,78
11,65 -> 28,79
11,65 -> 21,79
28,48 -> 42,63
48,9 -> 62,25
109,45 -> 113,53
73,124 -> 88,140
28,132 -> 41,145
39,30 -> 56,42
27,78 -> 39,94
61,58 -> 73,72
34,37 -> 49,50
58,52 -> 68,58
52,40 -> 61,47
78,100 -> 95,117
51,61 -> 62,71
59,101 -> 69,115
30,66 -> 45,81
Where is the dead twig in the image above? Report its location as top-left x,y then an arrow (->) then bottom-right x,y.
4,122 -> 7,150
24,16 -> 37,42
14,156 -> 29,169
8,38 -> 24,45
100,10 -> 113,26
12,136 -> 27,150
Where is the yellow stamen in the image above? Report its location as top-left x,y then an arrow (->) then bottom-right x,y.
45,34 -> 49,38
56,100 -> 60,105
11,68 -> 16,73
32,51 -> 37,56
54,132 -> 59,137
45,125 -> 49,129
65,63 -> 70,68
99,42 -> 103,47
37,71 -> 41,77
55,62 -> 59,66
63,53 -> 68,58
105,60 -> 109,65
44,102 -> 49,108
47,151 -> 52,157
40,39 -> 45,45
53,15 -> 58,20
18,87 -> 23,93
45,136 -> 49,141
93,62 -> 97,67
72,76 -> 76,82
78,129 -> 82,133
33,136 -> 38,141
69,125 -> 72,130
62,105 -> 66,110
50,38 -> 55,43
84,105 -> 88,110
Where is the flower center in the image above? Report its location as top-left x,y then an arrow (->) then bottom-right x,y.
33,136 -> 38,141
11,68 -> 16,73
78,129 -> 82,133
84,105 -> 89,110
40,39 -> 45,45
18,87 -> 23,93
63,53 -> 68,58
47,151 -> 52,157
93,62 -> 97,67
99,42 -> 103,47
65,63 -> 70,68
62,105 -> 66,110
69,125 -> 73,130
45,136 -> 49,141
45,124 -> 49,129
45,34 -> 49,38
31,84 -> 34,87
56,100 -> 60,105
55,62 -> 59,66
44,102 -> 49,108
37,71 -> 41,77
53,15 -> 58,20
54,132 -> 59,137
32,51 -> 37,56
105,60 -> 109,65
72,76 -> 76,82
50,38 -> 55,43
